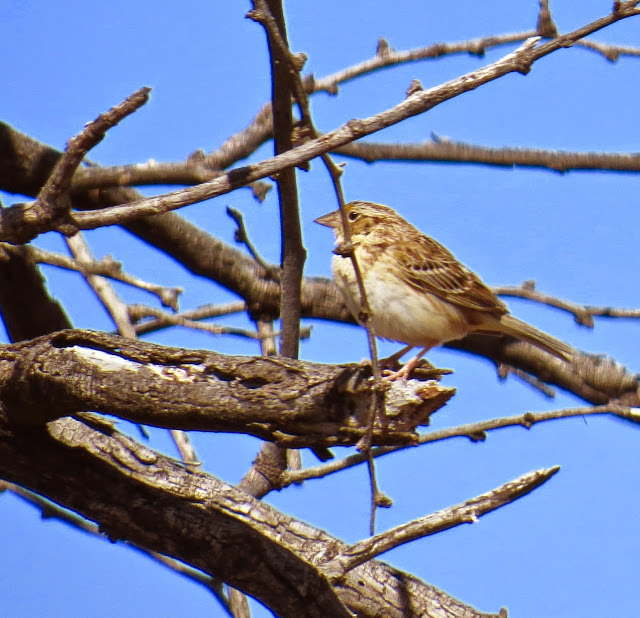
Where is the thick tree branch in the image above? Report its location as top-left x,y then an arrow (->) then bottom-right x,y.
2,121 -> 639,410
0,245 -> 72,341
0,330 -> 453,448
0,408 -> 501,618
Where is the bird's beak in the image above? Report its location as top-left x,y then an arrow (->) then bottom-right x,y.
314,210 -> 341,229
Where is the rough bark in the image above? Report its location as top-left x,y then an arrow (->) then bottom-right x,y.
0,406 -> 500,618
0,329 -> 453,448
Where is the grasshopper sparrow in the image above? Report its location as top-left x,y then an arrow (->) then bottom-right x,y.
315,200 -> 572,379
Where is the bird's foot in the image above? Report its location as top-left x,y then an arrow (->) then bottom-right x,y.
381,347 -> 432,381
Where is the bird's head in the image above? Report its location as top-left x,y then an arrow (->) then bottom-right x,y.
314,201 -> 406,245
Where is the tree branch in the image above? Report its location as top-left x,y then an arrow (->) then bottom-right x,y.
0,329 -> 453,448
284,404 -> 640,485
30,245 -> 181,310
0,408 -> 501,618
4,3 -> 637,243
0,480 -> 231,613
336,137 -> 640,174
322,466 -> 560,579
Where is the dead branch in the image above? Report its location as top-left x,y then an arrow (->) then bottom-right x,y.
322,466 -> 559,579
336,137 -> 640,173
494,281 -> 640,327
3,3 -> 637,243
0,408 -> 501,618
30,245 -> 181,310
284,404 -> 640,485
0,329 -> 453,449
131,301 -> 247,336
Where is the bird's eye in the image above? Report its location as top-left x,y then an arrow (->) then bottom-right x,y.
348,211 -> 359,221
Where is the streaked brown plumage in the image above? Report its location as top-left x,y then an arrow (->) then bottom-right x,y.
315,200 -> 572,378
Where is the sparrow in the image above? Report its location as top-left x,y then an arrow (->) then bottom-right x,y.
315,200 -> 572,379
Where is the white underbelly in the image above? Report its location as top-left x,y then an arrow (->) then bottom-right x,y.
334,259 -> 470,346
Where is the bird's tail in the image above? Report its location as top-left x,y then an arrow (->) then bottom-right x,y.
495,314 -> 573,361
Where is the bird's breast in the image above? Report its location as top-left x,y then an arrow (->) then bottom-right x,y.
331,254 -> 471,346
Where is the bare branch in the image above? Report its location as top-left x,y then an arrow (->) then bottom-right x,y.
226,206 -> 279,279
2,88 -> 150,244
128,304 -> 294,340
322,466 -> 560,579
30,244 -> 181,310
72,160 -> 272,201
65,232 -> 137,338
0,409 -> 499,618
0,329 -> 453,448
336,137 -> 640,174
575,37 -> 640,62
131,301 -> 247,336
56,32 -> 640,196
284,404 -> 640,485
494,281 -> 640,327
5,3 -> 634,242
312,32 -> 537,95
497,363 -> 557,398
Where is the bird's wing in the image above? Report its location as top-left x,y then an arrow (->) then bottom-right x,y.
397,235 -> 508,315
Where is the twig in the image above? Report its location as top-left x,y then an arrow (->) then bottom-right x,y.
53,4 -> 640,235
65,232 -> 137,338
131,301 -> 247,335
194,103 -> 274,177
0,481 -> 232,615
493,280 -> 640,327
311,32 -> 536,95
43,87 -> 150,232
128,304 -> 311,340
497,363 -> 557,398
226,206 -> 279,278
322,466 -> 560,580
72,160 -> 272,201
30,245 -> 181,310
284,404 -> 640,485
575,38 -> 640,62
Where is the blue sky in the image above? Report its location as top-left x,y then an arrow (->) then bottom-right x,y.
2,2 -> 639,617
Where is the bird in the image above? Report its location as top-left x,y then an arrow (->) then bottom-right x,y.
315,200 -> 572,379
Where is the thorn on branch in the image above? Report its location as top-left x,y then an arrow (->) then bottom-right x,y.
375,492 -> 393,508
468,431 -> 487,442
376,37 -> 393,57
251,180 -> 273,202
291,52 -> 308,72
406,78 -> 424,97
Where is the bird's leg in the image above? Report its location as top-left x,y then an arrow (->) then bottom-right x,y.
379,344 -> 414,371
382,345 -> 433,381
